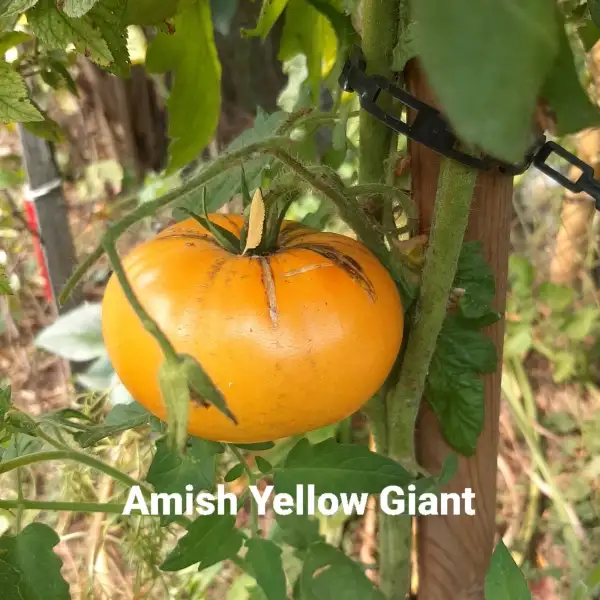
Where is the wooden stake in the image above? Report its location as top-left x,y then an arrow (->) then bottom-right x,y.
407,61 -> 512,599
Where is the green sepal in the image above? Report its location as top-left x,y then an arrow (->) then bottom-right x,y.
179,354 -> 237,425
158,358 -> 190,454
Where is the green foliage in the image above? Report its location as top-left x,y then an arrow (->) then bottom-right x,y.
272,438 -> 420,496
123,0 -> 179,25
175,109 -> 287,215
146,0 -> 221,171
0,523 -> 70,600
244,539 -> 287,600
241,0 -> 289,39
160,510 -> 244,571
413,0 -> 559,163
34,302 -> 105,361
72,402 -> 157,447
279,0 -> 336,100
424,243 -> 499,455
541,10 -> 600,135
28,0 -> 112,65
0,62 -> 42,123
62,0 -> 99,18
505,255 -> 600,382
485,540 -> 532,600
146,437 -> 223,519
298,542 -> 385,600
0,263 -> 12,295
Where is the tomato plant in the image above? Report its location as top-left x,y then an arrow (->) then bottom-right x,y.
1,0 -> 600,599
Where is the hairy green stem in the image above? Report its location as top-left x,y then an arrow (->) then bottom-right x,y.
381,159 -> 477,600
0,450 -> 152,494
0,499 -> 127,514
389,159 -> 478,466
359,0 -> 400,187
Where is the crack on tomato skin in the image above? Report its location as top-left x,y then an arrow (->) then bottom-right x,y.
259,256 -> 279,327
283,263 -> 333,277
292,243 -> 377,302
156,232 -> 219,246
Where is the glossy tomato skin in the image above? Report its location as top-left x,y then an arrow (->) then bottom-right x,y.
101,215 -> 404,443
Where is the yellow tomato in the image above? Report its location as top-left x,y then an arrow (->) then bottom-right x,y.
101,215 -> 404,443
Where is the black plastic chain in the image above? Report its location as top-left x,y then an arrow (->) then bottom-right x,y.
339,47 -> 600,210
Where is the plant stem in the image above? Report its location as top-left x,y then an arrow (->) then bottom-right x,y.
0,450 -> 152,494
0,499 -> 127,514
381,159 -> 477,599
389,159 -> 477,466
359,0 -> 400,187
229,445 -> 260,537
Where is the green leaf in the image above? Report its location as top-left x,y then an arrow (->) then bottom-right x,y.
425,371 -> 485,457
578,19 -> 600,51
255,456 -> 273,474
245,539 -> 287,600
278,0 -> 337,100
123,0 -> 178,25
0,62 -> 43,123
542,15 -> 600,135
22,115 -> 64,143
28,0 -> 112,66
89,0 -> 130,77
304,0 -> 358,57
299,542 -> 385,600
161,510 -> 244,571
273,438 -> 419,496
0,0 -> 37,18
272,512 -> 323,550
503,325 -> 533,359
146,0 -> 221,171
179,353 -> 238,424
484,540 -> 531,600
590,0 -> 600,28
234,441 -> 275,451
0,31 -> 31,54
2,433 -> 43,462
225,462 -> 245,482
34,302 -> 105,362
177,109 -> 287,215
61,0 -> 98,18
454,242 -> 498,321
425,316 -> 496,456
241,0 -> 289,40
537,281 -> 574,311
563,305 -> 599,340
0,264 -> 12,295
147,437 -> 223,521
413,0 -> 559,162
0,523 -> 70,600
73,402 -> 155,447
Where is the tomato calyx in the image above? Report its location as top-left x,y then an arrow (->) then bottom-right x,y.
183,168 -> 301,257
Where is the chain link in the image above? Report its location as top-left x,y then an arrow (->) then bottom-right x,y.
339,47 -> 600,210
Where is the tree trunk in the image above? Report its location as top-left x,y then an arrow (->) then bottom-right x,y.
407,61 -> 512,600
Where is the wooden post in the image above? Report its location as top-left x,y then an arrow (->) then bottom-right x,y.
407,62 -> 512,599
17,125 -> 81,315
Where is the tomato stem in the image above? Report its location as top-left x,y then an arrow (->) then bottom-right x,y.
103,237 -> 179,363
388,158 -> 477,466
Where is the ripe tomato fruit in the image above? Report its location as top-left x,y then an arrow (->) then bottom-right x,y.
101,214 -> 404,443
